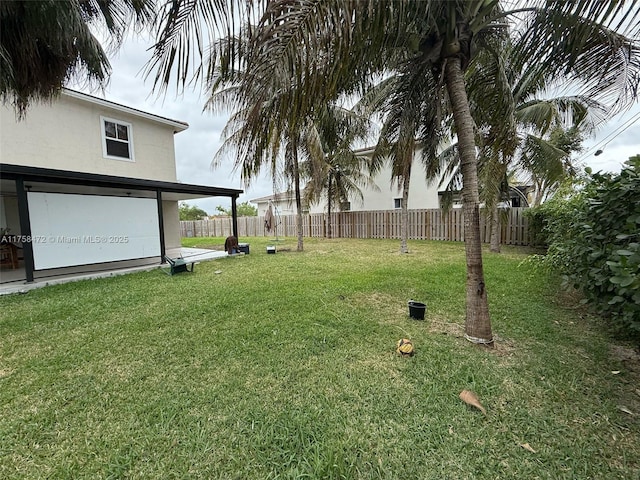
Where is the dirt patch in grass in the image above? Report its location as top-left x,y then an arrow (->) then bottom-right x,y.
350,292 -> 406,317
427,316 -> 464,338
610,344 -> 640,419
491,335 -> 518,357
611,344 -> 640,373
427,318 -> 518,360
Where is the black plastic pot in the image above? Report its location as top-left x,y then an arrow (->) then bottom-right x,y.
408,300 -> 426,320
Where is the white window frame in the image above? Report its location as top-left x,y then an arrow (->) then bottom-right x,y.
394,198 -> 403,209
100,116 -> 135,162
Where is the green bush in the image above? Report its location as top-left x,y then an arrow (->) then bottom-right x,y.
525,177 -> 586,248
523,207 -> 549,247
541,157 -> 640,337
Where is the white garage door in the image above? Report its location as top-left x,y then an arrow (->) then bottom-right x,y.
28,192 -> 161,270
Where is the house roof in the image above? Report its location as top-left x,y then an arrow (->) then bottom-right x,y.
249,191 -> 296,203
62,89 -> 189,133
352,145 -> 376,156
0,164 -> 243,201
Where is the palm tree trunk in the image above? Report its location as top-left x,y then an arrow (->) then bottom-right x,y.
327,173 -> 333,239
444,57 -> 493,346
400,173 -> 410,253
489,202 -> 501,253
532,179 -> 545,207
292,144 -> 304,252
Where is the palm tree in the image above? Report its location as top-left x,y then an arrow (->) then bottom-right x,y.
520,125 -> 586,207
301,103 -> 374,238
211,80 -> 310,251
203,28 -> 315,251
464,37 -> 607,253
149,0 -> 640,346
365,70 -> 448,253
1,0 -> 154,116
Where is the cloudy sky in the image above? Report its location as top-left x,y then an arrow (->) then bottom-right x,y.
73,34 -> 275,215
72,31 -> 640,215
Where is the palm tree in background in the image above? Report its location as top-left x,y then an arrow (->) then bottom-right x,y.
521,125 -> 586,207
147,0 -> 640,346
0,0 -> 154,116
463,36 -> 607,252
365,69 -> 448,254
210,70 -> 310,252
301,103 -> 374,239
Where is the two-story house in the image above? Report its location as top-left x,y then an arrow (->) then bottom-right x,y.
0,89 -> 242,284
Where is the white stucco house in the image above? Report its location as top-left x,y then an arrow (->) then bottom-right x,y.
251,145 -> 530,216
251,146 -> 442,215
0,89 -> 242,284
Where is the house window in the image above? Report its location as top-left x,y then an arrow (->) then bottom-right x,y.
101,117 -> 134,161
340,201 -> 351,211
394,198 -> 403,209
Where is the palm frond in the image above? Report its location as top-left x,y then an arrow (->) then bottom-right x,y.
146,0 -> 238,94
1,0 -> 154,115
513,3 -> 640,112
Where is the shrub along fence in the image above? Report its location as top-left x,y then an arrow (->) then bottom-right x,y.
181,207 -> 530,245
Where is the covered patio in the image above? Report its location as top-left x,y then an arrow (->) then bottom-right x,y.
0,164 -> 243,287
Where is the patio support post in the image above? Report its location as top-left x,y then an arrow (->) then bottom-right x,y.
231,195 -> 239,238
156,189 -> 166,263
15,177 -> 35,282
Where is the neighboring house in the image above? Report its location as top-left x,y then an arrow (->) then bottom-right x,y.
437,185 -> 532,209
251,146 -> 442,215
0,89 -> 242,283
251,145 -> 531,215
250,191 -> 309,217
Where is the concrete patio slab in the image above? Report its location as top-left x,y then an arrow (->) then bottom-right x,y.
0,247 -> 232,295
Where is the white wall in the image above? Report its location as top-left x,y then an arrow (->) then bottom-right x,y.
355,162 -> 442,211
162,200 -> 181,249
255,197 -> 299,216
0,94 -> 179,182
28,192 -> 160,270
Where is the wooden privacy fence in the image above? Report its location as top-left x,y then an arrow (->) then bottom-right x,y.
180,207 -> 530,245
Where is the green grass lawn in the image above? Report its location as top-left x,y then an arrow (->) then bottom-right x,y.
1,237 -> 638,479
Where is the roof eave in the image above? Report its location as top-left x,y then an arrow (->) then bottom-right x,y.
62,89 -> 189,133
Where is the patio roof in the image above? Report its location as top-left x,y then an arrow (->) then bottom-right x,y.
0,164 -> 243,200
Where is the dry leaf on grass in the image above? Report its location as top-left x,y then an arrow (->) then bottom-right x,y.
459,389 -> 486,415
520,443 -> 537,453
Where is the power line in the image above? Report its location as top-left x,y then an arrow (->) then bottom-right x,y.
579,110 -> 640,161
